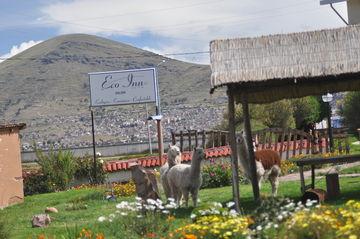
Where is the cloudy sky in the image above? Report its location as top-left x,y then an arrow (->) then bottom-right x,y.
0,0 -> 348,64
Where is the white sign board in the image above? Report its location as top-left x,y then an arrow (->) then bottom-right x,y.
89,68 -> 158,107
320,0 -> 347,5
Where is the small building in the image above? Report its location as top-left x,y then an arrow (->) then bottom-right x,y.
0,123 -> 26,208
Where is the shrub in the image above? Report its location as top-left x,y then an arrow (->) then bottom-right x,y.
74,155 -> 107,184
202,160 -> 249,189
283,200 -> 360,239
35,146 -> 76,191
201,160 -> 232,189
172,202 -> 252,239
23,171 -> 51,195
97,197 -> 177,238
112,181 -> 136,197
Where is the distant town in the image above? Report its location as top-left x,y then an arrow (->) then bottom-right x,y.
20,104 -> 226,152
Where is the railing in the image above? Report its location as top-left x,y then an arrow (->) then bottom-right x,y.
171,127 -> 350,160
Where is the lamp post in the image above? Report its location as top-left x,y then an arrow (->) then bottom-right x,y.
156,60 -> 165,162
322,93 -> 334,152
145,103 -> 153,154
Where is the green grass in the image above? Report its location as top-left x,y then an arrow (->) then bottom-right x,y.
1,176 -> 360,238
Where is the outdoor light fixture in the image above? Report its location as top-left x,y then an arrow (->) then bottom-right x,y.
322,92 -> 334,103
322,92 -> 334,152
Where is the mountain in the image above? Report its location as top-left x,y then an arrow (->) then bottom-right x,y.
0,34 -> 225,149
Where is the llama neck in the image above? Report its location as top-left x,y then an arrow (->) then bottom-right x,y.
237,137 -> 251,178
190,157 -> 201,179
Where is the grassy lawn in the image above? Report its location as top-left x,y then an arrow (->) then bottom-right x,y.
1,176 -> 360,239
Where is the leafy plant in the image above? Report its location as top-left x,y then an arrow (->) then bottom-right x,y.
35,146 -> 76,191
202,160 -> 249,189
23,171 -> 51,195
74,154 -> 106,184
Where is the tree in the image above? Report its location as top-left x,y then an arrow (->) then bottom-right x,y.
340,91 -> 360,133
262,99 -> 295,128
291,96 -> 321,130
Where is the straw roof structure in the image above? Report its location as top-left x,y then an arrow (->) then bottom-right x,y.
210,25 -> 360,103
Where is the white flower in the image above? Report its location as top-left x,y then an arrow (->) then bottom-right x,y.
116,201 -> 129,209
109,219 -> 113,222
197,198 -> 201,203
277,215 -> 283,221
256,225 -> 262,231
190,214 -> 196,219
229,209 -> 238,217
120,212 -> 128,216
137,215 -> 143,218
168,198 -> 175,202
274,224 -> 279,228
226,201 -> 235,208
109,213 -> 116,218
147,198 -> 157,205
162,210 -> 170,214
99,159 -> 104,164
213,202 -> 222,208
135,196 -> 142,201
97,216 -> 106,222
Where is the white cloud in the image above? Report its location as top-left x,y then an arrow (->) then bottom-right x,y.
0,40 -> 43,63
38,0 -> 348,63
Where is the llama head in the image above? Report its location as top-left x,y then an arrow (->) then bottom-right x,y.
192,147 -> 205,161
167,143 -> 181,159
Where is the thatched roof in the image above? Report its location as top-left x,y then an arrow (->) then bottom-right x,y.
210,25 -> 360,103
0,123 -> 26,131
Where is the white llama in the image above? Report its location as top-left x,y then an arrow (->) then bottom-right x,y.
237,131 -> 281,196
160,144 -> 182,199
167,147 -> 205,207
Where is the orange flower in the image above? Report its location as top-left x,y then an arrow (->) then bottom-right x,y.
146,232 -> 157,238
37,234 -> 46,239
184,234 -> 197,239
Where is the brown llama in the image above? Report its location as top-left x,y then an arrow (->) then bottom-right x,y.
237,131 -> 281,196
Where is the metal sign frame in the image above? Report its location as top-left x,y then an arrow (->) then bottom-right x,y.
88,68 -> 158,107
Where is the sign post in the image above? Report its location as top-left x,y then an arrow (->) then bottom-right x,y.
88,68 -> 164,170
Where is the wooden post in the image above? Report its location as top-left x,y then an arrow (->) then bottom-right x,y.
217,131 -> 221,147
180,130 -> 184,152
286,129 -> 291,160
188,130 -> 192,151
90,109 -> 97,184
299,166 -> 305,194
156,119 -> 164,164
311,165 -> 315,189
195,130 -> 198,148
202,130 -> 206,148
171,130 -> 176,145
242,92 -> 260,202
280,131 -> 285,159
227,87 -> 241,212
212,131 -> 215,148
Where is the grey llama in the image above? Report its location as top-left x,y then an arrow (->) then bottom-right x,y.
167,147 -> 205,207
160,144 -> 182,199
237,131 -> 281,196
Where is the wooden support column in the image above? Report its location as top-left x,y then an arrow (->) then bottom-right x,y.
227,87 -> 241,212
242,92 -> 260,202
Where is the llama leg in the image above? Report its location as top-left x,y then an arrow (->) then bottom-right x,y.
269,166 -> 281,196
182,189 -> 189,207
258,174 -> 264,190
191,189 -> 199,207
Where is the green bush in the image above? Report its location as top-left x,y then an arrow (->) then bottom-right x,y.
35,146 -> 76,191
74,155 -> 106,184
201,160 -> 232,189
23,172 -> 51,196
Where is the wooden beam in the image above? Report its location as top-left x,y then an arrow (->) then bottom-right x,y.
227,86 -> 241,212
241,92 -> 260,202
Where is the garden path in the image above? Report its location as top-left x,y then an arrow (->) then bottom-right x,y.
279,161 -> 360,182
